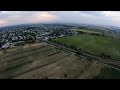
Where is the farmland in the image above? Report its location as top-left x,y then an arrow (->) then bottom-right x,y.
73,29 -> 103,35
53,34 -> 120,60
0,42 -> 120,79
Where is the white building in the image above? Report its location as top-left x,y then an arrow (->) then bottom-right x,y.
2,43 -> 10,49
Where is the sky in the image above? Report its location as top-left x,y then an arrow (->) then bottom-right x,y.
0,11 -> 120,27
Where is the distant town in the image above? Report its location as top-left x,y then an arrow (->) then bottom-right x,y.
0,23 -> 120,50
0,24 -> 78,49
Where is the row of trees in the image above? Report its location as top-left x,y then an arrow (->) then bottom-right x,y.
100,53 -> 111,59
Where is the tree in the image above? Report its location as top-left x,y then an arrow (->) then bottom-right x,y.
100,53 -> 111,59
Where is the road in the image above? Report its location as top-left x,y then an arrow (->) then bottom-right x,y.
43,40 -> 120,71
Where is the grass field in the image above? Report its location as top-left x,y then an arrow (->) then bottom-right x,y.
75,29 -> 102,35
0,42 -> 120,79
53,34 -> 120,60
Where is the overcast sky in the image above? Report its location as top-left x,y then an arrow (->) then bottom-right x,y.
0,11 -> 120,27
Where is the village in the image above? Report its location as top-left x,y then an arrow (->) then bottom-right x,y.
1,23 -> 120,50
0,24 -> 78,50
0,23 -> 120,79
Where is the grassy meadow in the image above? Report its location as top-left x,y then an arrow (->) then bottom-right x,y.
53,34 -> 120,60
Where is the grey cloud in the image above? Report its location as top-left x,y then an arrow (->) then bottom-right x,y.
0,11 -> 120,27
80,11 -> 104,16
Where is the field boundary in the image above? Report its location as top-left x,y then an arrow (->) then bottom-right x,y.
43,40 -> 120,71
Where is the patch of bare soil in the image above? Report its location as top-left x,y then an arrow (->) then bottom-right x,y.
0,51 -> 3,55
7,48 -> 18,53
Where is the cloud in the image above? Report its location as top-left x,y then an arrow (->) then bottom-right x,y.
0,11 -> 120,27
102,11 -> 120,17
0,19 -> 7,26
30,12 -> 57,23
0,11 -> 57,26
100,11 -> 120,25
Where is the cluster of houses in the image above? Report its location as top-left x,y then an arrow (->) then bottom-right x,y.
0,24 -> 78,49
1,42 -> 14,49
2,23 -> 120,50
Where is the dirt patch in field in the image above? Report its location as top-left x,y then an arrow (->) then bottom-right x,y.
7,48 -> 18,53
23,45 -> 30,49
30,43 -> 47,47
0,51 -> 3,55
22,43 -> 48,49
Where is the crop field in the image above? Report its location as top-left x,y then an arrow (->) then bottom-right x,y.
53,34 -> 120,60
74,29 -> 103,35
0,42 -> 120,79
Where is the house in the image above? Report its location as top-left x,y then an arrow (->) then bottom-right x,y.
43,37 -> 49,40
2,43 -> 10,49
59,34 -> 65,38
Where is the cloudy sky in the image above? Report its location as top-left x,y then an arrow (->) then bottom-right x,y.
0,11 -> 120,27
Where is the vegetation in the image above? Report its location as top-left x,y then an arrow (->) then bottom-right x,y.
94,67 -> 120,79
0,42 -> 120,79
14,40 -> 35,46
78,27 -> 105,34
53,34 -> 120,60
76,29 -> 102,35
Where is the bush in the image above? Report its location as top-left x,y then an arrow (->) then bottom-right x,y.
14,40 -> 35,46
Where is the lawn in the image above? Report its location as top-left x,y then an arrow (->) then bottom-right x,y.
53,34 -> 120,60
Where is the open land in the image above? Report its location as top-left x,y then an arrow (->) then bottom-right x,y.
0,42 -> 120,79
53,34 -> 120,60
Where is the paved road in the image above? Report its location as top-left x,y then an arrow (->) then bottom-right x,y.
43,40 -> 120,71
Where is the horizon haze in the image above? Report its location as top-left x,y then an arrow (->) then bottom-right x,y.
0,11 -> 120,27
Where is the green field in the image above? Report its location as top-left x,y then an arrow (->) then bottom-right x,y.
74,29 -> 103,35
53,34 -> 120,60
